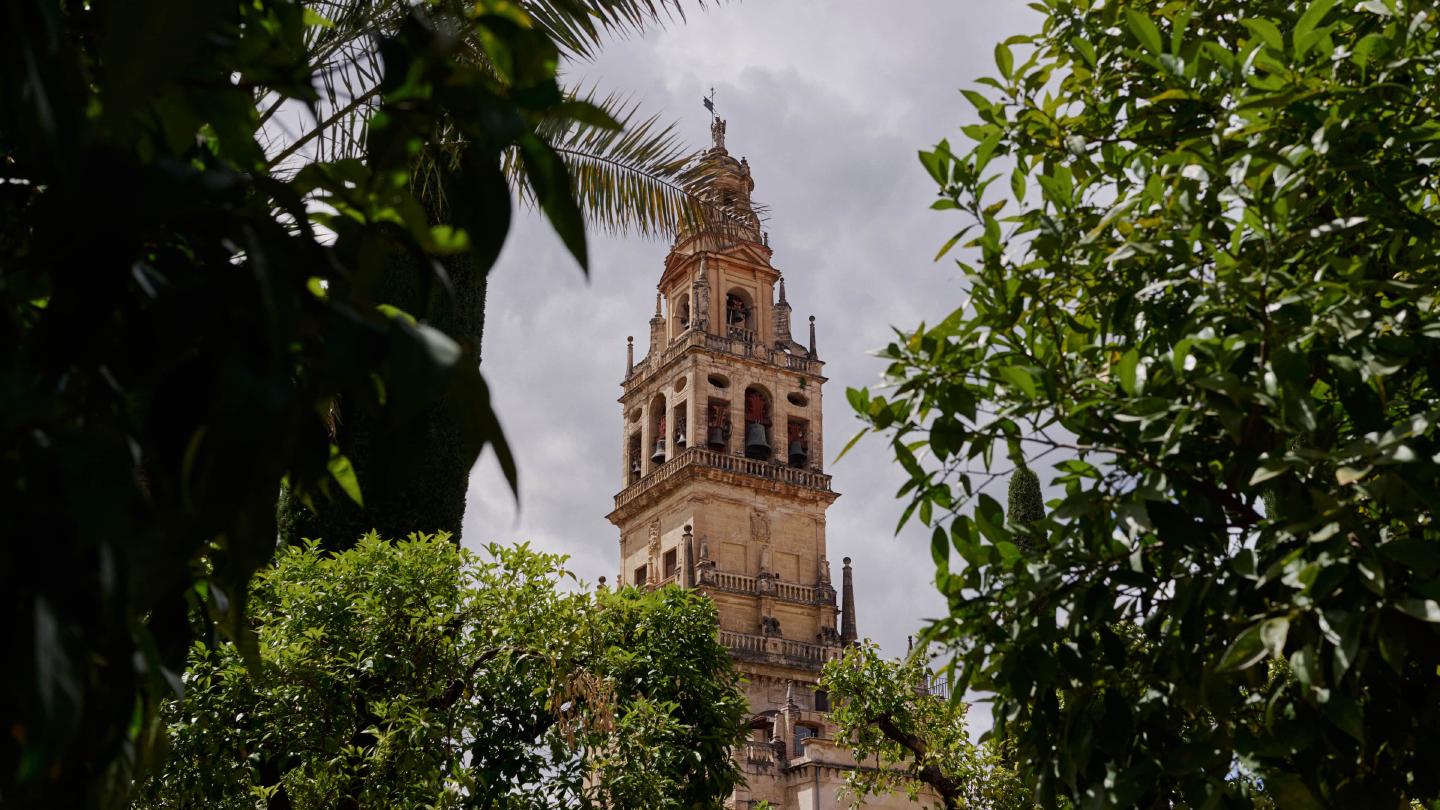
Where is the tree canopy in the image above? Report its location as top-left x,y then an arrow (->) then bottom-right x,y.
134,535 -> 746,809
850,0 -> 1440,805
1,0 -> 618,802
821,643 -> 1031,810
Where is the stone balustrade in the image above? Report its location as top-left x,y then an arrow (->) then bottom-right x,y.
613,447 -> 832,511
625,326 -> 822,387
719,629 -> 838,668
701,568 -> 833,606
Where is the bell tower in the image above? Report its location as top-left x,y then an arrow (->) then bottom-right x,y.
608,116 -> 870,809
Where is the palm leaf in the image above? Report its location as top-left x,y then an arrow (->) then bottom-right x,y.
262,0 -> 737,240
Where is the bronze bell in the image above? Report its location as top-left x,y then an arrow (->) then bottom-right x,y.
674,428 -> 687,448
651,438 -> 666,464
630,461 -> 641,479
745,422 -> 770,460
788,440 -> 807,468
707,426 -> 726,449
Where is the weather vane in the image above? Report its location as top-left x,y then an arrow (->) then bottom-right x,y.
703,86 -> 717,117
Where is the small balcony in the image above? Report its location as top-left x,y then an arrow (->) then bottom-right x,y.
613,446 -> 833,511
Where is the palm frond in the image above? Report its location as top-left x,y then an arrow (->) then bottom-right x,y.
503,91 -> 764,239
523,0 -> 711,61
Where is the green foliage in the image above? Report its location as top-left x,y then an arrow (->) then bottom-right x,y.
1,0 -> 613,803
134,534 -> 746,808
276,1 -> 726,546
821,643 -> 1032,810
855,0 -> 1440,805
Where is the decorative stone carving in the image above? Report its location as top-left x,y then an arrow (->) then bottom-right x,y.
759,542 -> 772,574
647,522 -> 661,584
760,614 -> 782,636
711,116 -> 726,150
751,508 -> 770,543
818,554 -> 831,585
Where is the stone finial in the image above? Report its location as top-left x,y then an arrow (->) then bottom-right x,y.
681,524 -> 694,587
597,575 -> 608,591
773,278 -> 792,345
626,336 -> 634,374
840,556 -> 857,645
808,315 -> 818,359
654,292 -> 662,318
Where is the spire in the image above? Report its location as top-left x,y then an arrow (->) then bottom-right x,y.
773,277 -> 793,345
649,294 -> 665,351
840,556 -> 857,645
808,315 -> 818,359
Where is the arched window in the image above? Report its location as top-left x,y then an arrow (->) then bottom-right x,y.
725,288 -> 754,341
706,398 -> 731,452
743,385 -> 772,461
674,292 -> 691,332
649,394 -> 667,465
627,433 -> 642,484
786,418 -> 809,469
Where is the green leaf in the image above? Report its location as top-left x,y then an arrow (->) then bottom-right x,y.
1395,599 -> 1440,622
519,135 -> 588,273
994,42 -> 1014,79
1294,0 -> 1337,59
999,366 -> 1038,399
1216,622 -> 1266,671
1116,350 -> 1140,396
1241,18 -> 1284,52
1125,9 -> 1164,55
327,446 -> 364,507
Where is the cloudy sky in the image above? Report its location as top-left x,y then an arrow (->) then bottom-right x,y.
462,1 -> 1039,673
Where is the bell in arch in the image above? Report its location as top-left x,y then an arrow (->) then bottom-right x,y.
651,438 -> 666,464
630,460 -> 641,479
707,426 -> 726,449
674,426 -> 687,448
745,422 -> 770,460
788,440 -> 807,469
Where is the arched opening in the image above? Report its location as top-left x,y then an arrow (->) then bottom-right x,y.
674,292 -> 691,334
649,393 -> 666,465
627,433 -> 641,484
743,385 -> 772,461
725,288 -> 754,341
786,418 -> 809,469
706,398 -> 731,452
671,401 -> 688,450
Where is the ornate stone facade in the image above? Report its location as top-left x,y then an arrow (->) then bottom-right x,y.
607,119 -> 933,809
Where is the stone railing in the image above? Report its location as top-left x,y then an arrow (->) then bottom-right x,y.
719,630 -> 837,668
613,447 -> 832,511
720,630 -> 767,655
625,326 -> 822,386
741,741 -> 777,769
701,569 -> 832,605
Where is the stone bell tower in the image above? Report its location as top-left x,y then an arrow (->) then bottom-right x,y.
607,116 -> 918,810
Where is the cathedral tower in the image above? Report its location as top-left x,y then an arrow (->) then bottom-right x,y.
608,117 -> 896,809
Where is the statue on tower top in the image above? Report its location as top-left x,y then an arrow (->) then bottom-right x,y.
703,87 -> 726,151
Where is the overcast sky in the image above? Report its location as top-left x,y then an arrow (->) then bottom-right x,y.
462,1 -> 1039,680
